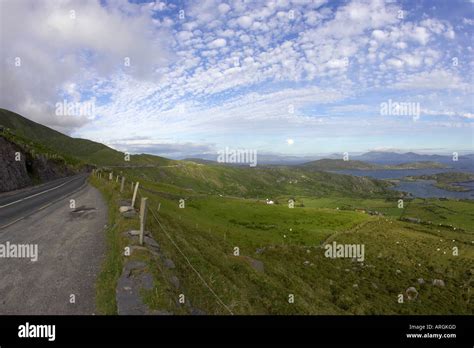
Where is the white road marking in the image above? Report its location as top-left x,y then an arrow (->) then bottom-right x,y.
0,176 -> 80,209
0,179 -> 88,230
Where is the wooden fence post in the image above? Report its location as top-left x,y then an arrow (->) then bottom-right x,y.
109,172 -> 113,181
120,176 -> 125,193
139,197 -> 148,246
132,182 -> 140,208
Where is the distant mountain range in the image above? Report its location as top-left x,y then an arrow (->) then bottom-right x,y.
185,151 -> 473,168
352,151 -> 474,165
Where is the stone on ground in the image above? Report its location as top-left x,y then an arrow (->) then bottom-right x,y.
119,206 -> 133,213
116,261 -> 154,315
405,287 -> 419,300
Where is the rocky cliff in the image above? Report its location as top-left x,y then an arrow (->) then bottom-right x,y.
0,136 -> 76,193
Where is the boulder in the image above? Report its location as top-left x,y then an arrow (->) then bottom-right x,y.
119,206 -> 133,213
144,236 -> 160,251
164,258 -> 176,269
405,287 -> 418,300
170,275 -> 180,289
122,210 -> 137,218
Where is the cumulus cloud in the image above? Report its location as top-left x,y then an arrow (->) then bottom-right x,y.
236,15 -> 253,28
208,38 -> 227,49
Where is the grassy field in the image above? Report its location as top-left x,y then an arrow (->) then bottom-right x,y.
91,168 -> 474,315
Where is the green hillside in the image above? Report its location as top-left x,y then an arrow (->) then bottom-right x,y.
92,168 -> 474,315
123,161 -> 395,198
302,159 -> 447,171
0,108 -> 172,167
405,172 -> 474,192
302,159 -> 380,170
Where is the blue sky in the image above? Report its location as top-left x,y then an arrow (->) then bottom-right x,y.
1,0 -> 473,158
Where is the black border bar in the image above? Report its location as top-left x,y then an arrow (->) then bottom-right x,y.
0,315 -> 472,346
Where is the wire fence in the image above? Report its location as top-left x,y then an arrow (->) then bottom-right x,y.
144,195 -> 234,315
96,172 -> 234,315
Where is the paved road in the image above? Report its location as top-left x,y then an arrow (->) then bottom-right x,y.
0,174 -> 108,314
0,174 -> 90,229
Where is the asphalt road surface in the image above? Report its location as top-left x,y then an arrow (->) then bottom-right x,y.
0,174 -> 107,314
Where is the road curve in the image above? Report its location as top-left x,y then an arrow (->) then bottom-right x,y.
0,174 -> 108,314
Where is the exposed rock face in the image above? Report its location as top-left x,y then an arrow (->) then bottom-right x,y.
0,136 -> 76,193
29,155 -> 75,183
0,136 -> 32,192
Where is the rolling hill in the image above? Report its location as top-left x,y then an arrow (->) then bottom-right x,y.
301,158 -> 447,171
0,108 -> 173,167
91,162 -> 474,315
353,151 -> 473,165
1,108 -> 396,198
122,161 -> 395,198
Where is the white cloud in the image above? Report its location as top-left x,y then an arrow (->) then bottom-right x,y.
372,29 -> 388,42
398,53 -> 422,68
463,18 -> 474,26
208,38 -> 227,49
393,69 -> 470,90
218,3 -> 231,15
237,15 -> 253,28
152,1 -> 168,12
394,41 -> 407,49
177,31 -> 193,41
386,58 -> 404,68
422,109 -> 474,119
409,26 -> 430,45
0,0 -> 172,132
